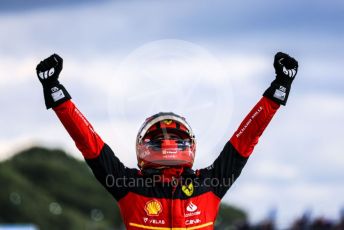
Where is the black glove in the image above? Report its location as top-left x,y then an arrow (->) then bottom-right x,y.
263,52 -> 298,105
36,54 -> 71,109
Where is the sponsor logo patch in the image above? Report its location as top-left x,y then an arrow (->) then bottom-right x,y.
144,199 -> 163,216
142,218 -> 165,225
186,202 -> 197,212
273,86 -> 287,101
182,182 -> 194,197
163,119 -> 173,125
185,202 -> 201,217
51,89 -> 65,102
185,218 -> 201,225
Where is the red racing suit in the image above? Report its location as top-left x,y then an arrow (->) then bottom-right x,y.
53,96 -> 279,229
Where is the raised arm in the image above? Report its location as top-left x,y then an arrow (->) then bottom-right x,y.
36,54 -> 136,200
199,52 -> 298,198
230,97 -> 279,158
36,54 -> 105,158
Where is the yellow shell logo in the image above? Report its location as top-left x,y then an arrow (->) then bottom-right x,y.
163,119 -> 173,125
144,199 -> 162,216
182,182 -> 194,197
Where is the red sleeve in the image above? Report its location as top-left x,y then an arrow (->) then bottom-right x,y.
230,96 -> 280,158
53,100 -> 104,159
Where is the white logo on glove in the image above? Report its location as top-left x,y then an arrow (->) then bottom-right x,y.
279,58 -> 297,78
38,67 -> 55,80
49,67 -> 55,77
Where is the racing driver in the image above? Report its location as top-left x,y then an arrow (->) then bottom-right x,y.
36,52 -> 298,229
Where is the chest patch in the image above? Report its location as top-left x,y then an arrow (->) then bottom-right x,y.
182,182 -> 194,197
144,199 -> 163,216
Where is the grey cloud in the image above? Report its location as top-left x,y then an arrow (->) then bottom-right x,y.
0,0 -> 110,12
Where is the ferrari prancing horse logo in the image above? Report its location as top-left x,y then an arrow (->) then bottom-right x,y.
182,182 -> 194,197
163,119 -> 173,125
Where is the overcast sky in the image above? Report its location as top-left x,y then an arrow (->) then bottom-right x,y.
0,0 -> 343,228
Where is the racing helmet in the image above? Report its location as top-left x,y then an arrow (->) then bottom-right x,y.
136,112 -> 196,169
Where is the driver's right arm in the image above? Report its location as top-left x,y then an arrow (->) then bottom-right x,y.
53,100 -> 134,201
36,54 -> 136,201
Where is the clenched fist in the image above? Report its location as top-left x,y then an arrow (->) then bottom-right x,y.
36,54 -> 71,109
36,54 -> 63,86
273,52 -> 298,81
263,52 -> 299,106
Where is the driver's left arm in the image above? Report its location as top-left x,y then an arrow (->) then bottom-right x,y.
198,52 -> 298,199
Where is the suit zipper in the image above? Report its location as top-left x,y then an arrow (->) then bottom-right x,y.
171,176 -> 177,229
